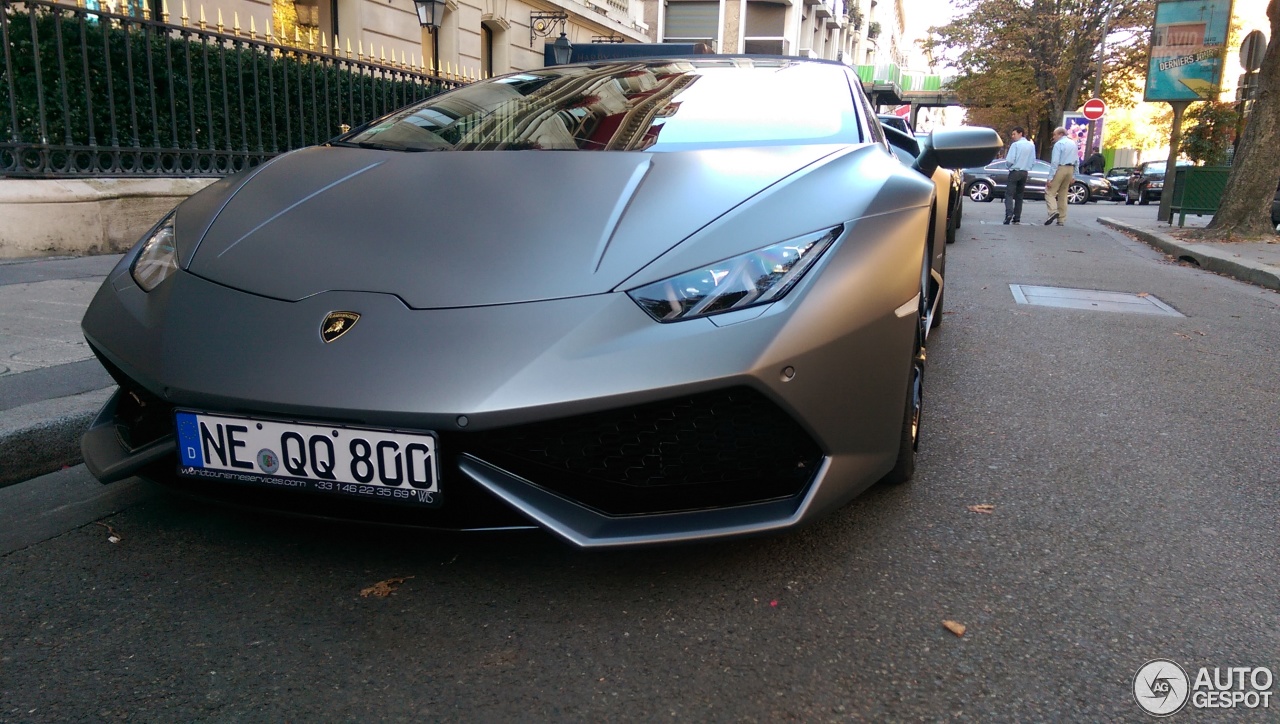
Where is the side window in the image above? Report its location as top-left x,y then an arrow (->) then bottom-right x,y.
847,70 -> 881,145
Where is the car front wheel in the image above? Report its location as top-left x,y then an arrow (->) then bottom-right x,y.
967,181 -> 992,202
1138,188 -> 1150,205
1068,182 -> 1088,205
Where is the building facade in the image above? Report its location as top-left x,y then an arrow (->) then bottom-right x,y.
88,0 -> 652,78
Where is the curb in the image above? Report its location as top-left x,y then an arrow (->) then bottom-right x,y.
1098,217 -> 1280,293
0,387 -> 113,488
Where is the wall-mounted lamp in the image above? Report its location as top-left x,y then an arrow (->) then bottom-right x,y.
413,0 -> 447,71
552,31 -> 573,65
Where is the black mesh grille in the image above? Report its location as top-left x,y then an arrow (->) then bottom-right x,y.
89,344 -> 175,450
465,387 -> 823,516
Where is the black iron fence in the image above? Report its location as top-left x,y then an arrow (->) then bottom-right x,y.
1,0 -> 466,177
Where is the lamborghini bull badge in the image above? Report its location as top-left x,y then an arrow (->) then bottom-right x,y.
321,311 -> 360,343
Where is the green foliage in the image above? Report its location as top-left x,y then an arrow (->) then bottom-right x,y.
924,0 -> 1152,153
0,7 -> 449,164
1180,101 -> 1238,166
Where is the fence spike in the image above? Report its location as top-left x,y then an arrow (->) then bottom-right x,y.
347,38 -> 353,59
75,0 -> 84,8
321,31 -> 329,52
233,11 -> 240,37
380,46 -> 386,63
161,0 -> 169,22
400,50 -> 407,68
249,16 -> 257,39
308,28 -> 315,50
180,0 -> 188,26
216,8 -> 223,34
358,39 -> 364,60
198,5 -> 206,30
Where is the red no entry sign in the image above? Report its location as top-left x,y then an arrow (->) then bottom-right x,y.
1082,98 -> 1107,121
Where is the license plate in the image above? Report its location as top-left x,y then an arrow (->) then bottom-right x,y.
175,411 -> 441,507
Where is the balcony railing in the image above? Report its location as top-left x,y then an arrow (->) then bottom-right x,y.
1,0 -> 466,178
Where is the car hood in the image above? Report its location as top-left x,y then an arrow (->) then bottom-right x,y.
183,145 -> 843,308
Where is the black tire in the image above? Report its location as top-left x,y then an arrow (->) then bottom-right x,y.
1138,188 -> 1150,205
881,336 -> 923,486
1125,193 -> 1135,205
882,252 -> 928,486
1068,182 -> 1089,205
967,180 -> 993,203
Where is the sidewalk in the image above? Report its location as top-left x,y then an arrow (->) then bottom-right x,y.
0,255 -> 118,487
1098,214 -> 1280,292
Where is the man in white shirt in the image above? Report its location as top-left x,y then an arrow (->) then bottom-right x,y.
1004,127 -> 1035,224
1044,127 -> 1078,225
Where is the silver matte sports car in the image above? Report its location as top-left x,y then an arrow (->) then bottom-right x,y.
81,57 -> 999,548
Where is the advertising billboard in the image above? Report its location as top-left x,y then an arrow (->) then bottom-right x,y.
1062,113 -> 1105,160
1144,0 -> 1234,101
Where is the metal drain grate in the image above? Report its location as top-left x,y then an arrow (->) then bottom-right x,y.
1009,285 -> 1184,316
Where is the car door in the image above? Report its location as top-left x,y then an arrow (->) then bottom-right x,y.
1026,160 -> 1052,196
984,160 -> 1011,193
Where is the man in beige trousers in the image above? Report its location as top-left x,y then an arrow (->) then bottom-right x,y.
1044,127 -> 1079,226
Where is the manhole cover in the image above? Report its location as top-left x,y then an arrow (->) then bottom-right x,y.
1009,285 -> 1183,316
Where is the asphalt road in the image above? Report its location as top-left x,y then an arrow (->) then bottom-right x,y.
2,199 -> 1278,721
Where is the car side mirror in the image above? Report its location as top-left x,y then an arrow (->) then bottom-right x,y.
915,128 -> 1002,178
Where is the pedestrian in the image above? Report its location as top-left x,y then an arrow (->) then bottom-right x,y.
1082,151 -> 1105,175
1044,126 -> 1077,226
1004,127 -> 1035,224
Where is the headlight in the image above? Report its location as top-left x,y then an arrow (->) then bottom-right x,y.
130,212 -> 178,292
627,225 -> 841,322
1150,181 -> 1164,189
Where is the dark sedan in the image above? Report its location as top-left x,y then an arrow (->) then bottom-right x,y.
1103,166 -> 1133,201
963,159 -> 1111,205
1126,160 -> 1192,205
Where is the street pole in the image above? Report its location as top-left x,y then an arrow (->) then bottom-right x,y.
1083,9 -> 1110,161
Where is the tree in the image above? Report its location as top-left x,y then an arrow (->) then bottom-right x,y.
1180,102 -> 1238,166
924,0 -> 1151,157
1205,0 -> 1280,237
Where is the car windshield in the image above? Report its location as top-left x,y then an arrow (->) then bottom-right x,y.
338,58 -> 860,153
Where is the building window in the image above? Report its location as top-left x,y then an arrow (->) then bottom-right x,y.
664,1 -> 719,44
743,0 -> 785,55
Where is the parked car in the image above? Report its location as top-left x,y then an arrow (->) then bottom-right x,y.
1103,166 -> 1134,201
1274,179 -> 1280,227
962,159 -> 1111,205
79,57 -> 1000,549
1126,160 -> 1192,205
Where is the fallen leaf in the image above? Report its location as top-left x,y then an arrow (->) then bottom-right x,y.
942,620 -> 967,637
95,522 -> 122,543
967,504 -> 995,514
360,576 -> 414,598
1136,292 -> 1150,297
1174,332 -> 1192,340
